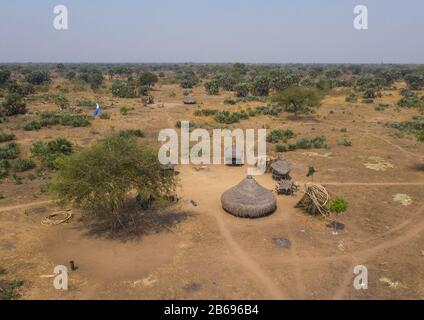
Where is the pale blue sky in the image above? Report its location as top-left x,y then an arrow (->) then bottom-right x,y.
0,0 -> 423,63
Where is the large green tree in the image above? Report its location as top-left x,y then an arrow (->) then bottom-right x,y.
273,86 -> 322,118
49,134 -> 177,228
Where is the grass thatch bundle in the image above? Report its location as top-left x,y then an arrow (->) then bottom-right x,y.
221,175 -> 276,218
295,183 -> 329,216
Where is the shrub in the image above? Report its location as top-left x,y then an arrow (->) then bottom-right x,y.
338,138 -> 352,147
99,112 -> 111,120
25,70 -> 51,85
328,197 -> 348,214
204,80 -> 220,95
0,131 -> 15,142
13,159 -> 36,172
214,110 -> 249,124
23,121 -> 42,131
275,144 -> 287,152
119,129 -> 145,138
178,72 -> 199,89
1,93 -> 27,116
416,130 -> 424,142
111,80 -> 137,98
54,95 -> 70,110
223,98 -> 236,105
374,103 -> 389,111
397,91 -> 423,109
266,129 -> 295,143
79,69 -> 103,90
234,82 -> 249,97
0,160 -> 10,178
0,143 -> 18,160
75,98 -> 97,107
48,134 -> 177,227
193,109 -> 218,116
30,138 -> 73,169
387,116 -> 424,134
120,106 -> 132,115
345,93 -> 358,103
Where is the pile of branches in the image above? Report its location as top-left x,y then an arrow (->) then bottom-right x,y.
295,183 -> 329,217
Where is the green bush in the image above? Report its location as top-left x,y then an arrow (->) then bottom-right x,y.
23,121 -> 42,131
25,70 -> 51,85
0,143 -> 18,160
275,144 -> 287,152
214,110 -> 249,124
119,129 -> 145,138
1,93 -> 27,116
266,129 -> 295,143
328,197 -> 348,214
234,82 -> 249,97
30,138 -> 73,169
75,98 -> 97,107
0,131 -> 15,142
0,160 -> 10,178
204,80 -> 220,95
48,134 -> 176,227
13,159 -> 36,172
416,130 -> 424,142
111,80 -> 137,98
54,95 -> 70,110
193,109 -> 218,116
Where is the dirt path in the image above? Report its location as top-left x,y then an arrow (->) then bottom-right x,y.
332,204 -> 424,299
215,212 -> 287,299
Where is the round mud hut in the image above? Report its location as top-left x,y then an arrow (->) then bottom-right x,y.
221,175 -> 277,218
183,95 -> 197,104
271,159 -> 292,180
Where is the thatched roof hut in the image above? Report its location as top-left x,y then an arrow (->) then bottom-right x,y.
183,95 -> 197,104
271,159 -> 292,180
221,175 -> 276,218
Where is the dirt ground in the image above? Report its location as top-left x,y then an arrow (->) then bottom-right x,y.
1,81 -> 424,299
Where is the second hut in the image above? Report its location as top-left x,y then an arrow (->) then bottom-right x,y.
270,158 -> 292,180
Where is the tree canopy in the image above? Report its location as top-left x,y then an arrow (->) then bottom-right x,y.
273,85 -> 322,117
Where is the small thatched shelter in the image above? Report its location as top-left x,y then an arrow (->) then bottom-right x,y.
221,175 -> 277,218
183,95 -> 197,104
271,159 -> 292,180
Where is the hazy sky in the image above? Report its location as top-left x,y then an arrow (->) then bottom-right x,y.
1,0 -> 423,63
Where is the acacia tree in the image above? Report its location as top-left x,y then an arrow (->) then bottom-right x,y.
138,71 -> 158,88
49,134 -> 177,229
273,85 -> 322,118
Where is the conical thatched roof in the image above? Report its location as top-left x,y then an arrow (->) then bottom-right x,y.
271,159 -> 292,175
221,175 -> 276,218
183,95 -> 197,104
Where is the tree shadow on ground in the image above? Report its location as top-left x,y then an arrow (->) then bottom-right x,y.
409,162 -> 424,171
75,201 -> 194,241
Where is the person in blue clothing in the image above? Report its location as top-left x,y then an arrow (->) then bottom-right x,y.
92,103 -> 102,117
